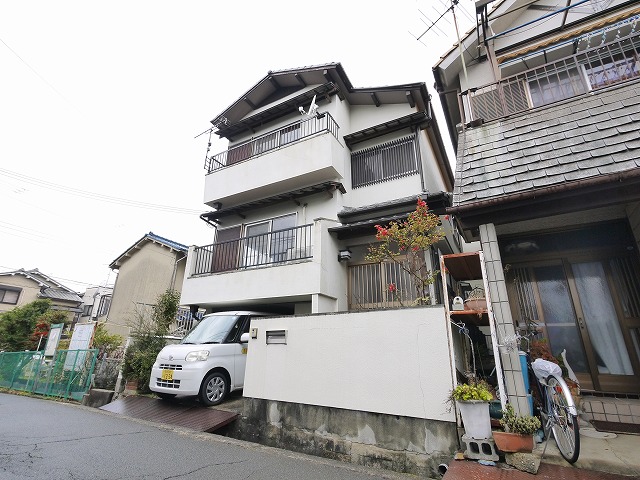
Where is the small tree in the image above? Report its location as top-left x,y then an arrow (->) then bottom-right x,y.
0,299 -> 52,351
366,198 -> 446,306
122,289 -> 180,392
92,323 -> 124,359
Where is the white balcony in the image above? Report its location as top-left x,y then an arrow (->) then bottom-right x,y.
203,114 -> 344,208
180,220 -> 347,311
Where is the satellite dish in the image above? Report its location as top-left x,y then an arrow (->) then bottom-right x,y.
299,95 -> 318,117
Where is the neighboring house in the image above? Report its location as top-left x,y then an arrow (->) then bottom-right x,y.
178,63 -> 462,476
434,0 -> 640,417
105,232 -> 188,338
79,285 -> 113,323
0,268 -> 83,324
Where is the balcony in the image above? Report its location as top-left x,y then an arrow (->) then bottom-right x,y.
463,31 -> 640,124
191,224 -> 313,275
203,114 -> 343,208
205,113 -> 339,173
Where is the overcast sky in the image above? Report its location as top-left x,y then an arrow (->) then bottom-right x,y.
0,1 -> 476,292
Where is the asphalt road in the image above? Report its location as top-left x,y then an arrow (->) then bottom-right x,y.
0,393 -> 414,480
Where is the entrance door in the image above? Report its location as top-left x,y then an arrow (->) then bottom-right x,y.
526,260 -> 639,393
503,223 -> 640,394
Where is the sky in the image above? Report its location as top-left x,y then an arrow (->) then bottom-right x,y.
0,1 -> 476,292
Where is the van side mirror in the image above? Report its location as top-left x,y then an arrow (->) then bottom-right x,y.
240,332 -> 250,344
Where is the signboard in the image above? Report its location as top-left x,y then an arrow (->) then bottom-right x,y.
44,323 -> 64,357
64,323 -> 96,370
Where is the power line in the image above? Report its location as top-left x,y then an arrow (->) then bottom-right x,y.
0,167 -> 203,215
0,36 -> 81,115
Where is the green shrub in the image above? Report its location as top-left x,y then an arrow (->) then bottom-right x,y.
500,404 -> 541,435
450,380 -> 493,402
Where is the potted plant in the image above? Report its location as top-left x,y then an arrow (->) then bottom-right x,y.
450,380 -> 494,439
493,404 -> 541,453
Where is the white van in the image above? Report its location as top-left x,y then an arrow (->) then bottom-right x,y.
149,311 -> 268,406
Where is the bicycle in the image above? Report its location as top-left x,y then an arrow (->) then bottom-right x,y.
523,338 -> 581,463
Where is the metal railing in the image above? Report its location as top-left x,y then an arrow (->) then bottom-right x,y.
167,307 -> 204,337
0,349 -> 98,401
204,113 -> 340,173
465,31 -> 640,124
348,261 -> 423,311
192,224 -> 313,275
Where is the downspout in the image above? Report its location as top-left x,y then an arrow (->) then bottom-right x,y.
171,253 -> 188,291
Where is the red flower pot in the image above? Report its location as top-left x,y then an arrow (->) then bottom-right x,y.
492,431 -> 534,453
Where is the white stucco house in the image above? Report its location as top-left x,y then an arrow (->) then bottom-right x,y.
177,63 -> 464,476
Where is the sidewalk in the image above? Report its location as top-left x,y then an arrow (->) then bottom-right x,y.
444,426 -> 640,479
538,426 -> 640,477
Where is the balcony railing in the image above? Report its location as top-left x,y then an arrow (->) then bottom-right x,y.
464,31 -> 640,124
204,113 -> 340,174
191,224 -> 313,275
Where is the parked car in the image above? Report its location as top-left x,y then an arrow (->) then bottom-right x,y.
149,311 -> 269,405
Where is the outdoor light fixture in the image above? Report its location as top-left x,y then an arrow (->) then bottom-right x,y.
337,249 -> 352,262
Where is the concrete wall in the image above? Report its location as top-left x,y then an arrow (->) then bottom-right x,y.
228,398 -> 458,478
232,306 -> 458,477
244,307 -> 456,421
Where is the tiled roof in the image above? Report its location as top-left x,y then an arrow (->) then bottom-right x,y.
40,287 -> 82,303
453,80 -> 640,208
109,232 -> 188,270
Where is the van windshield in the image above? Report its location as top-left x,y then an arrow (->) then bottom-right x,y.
181,315 -> 239,345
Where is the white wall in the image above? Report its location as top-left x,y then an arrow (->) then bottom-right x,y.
244,307 -> 456,421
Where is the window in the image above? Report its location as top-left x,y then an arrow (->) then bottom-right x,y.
527,66 -> 587,108
96,295 -> 111,317
82,304 -> 93,317
0,287 -> 20,305
351,135 -> 419,188
242,214 -> 297,267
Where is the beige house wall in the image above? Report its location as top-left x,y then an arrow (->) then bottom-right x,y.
105,242 -> 186,337
0,276 -> 79,324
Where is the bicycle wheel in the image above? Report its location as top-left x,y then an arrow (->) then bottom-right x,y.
546,375 -> 580,463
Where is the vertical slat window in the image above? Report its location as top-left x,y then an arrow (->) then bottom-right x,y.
351,135 -> 418,188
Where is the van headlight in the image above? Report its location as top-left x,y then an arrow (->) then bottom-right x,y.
185,350 -> 210,362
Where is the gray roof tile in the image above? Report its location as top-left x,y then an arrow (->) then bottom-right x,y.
604,130 -> 640,146
599,160 -> 639,174
596,117 -> 632,131
589,143 -> 628,157
564,167 -> 601,181
453,80 -> 640,208
504,180 -> 534,193
571,139 -> 604,153
582,128 -> 619,142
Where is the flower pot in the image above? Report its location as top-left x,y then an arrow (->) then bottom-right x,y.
464,298 -> 486,310
492,431 -> 534,453
457,400 -> 492,439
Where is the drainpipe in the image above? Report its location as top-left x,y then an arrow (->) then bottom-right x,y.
171,253 -> 188,291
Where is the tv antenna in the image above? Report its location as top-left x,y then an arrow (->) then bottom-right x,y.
412,0 -> 473,101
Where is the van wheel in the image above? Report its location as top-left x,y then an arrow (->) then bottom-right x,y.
199,371 -> 229,406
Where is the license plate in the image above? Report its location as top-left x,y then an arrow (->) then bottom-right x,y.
161,369 -> 173,381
